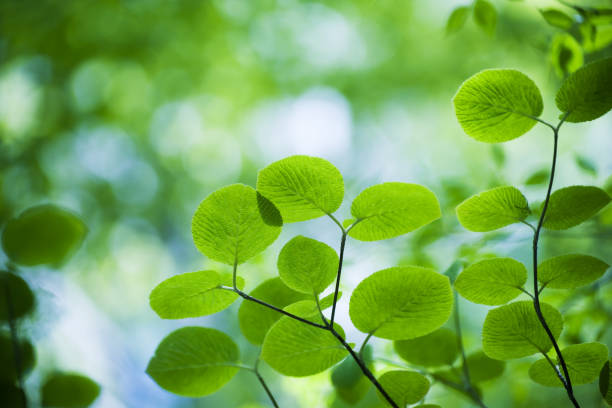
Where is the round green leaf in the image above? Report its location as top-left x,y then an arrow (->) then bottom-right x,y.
543,186 -> 611,230
238,278 -> 309,345
261,317 -> 347,377
0,333 -> 35,382
529,342 -> 608,387
465,350 -> 505,383
277,236 -> 338,295
349,266 -> 453,340
456,186 -> 530,232
455,258 -> 527,305
146,327 -> 239,397
453,69 -> 543,143
192,184 -> 282,265
482,301 -> 563,360
601,359 -> 612,405
0,272 -> 35,322
540,9 -> 574,30
394,328 -> 458,367
41,373 -> 100,407
538,254 -> 609,289
1,204 -> 87,267
556,57 -> 612,122
256,155 -> 344,223
376,370 -> 430,407
149,271 -> 244,319
348,183 -> 441,241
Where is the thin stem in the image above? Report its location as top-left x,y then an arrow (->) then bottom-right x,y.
518,287 -> 535,300
4,280 -> 28,408
520,220 -> 537,233
254,358 -> 279,408
359,331 -> 374,359
330,231 -> 347,326
531,116 -> 580,408
327,213 -> 345,233
540,351 -> 568,388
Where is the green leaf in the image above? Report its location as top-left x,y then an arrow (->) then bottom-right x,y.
482,301 -> 563,360
261,317 -> 347,377
529,342 -> 608,387
349,266 -> 453,340
456,186 -> 530,232
191,184 -> 282,265
331,347 -> 372,404
473,0 -> 497,36
453,69 -> 543,143
282,292 -> 339,320
0,333 -> 35,382
540,9 -> 574,30
41,373 -> 100,407
238,277 -> 309,345
348,183 -> 441,241
0,272 -> 35,322
575,154 -> 597,176
394,328 -> 458,367
149,271 -> 244,319
455,258 -> 527,305
525,169 -> 550,186
601,359 -> 612,405
543,186 -> 611,230
550,34 -> 584,79
256,155 -> 344,223
538,254 -> 609,289
1,204 -> 87,267
446,6 -> 470,35
377,370 -> 430,407
277,236 -> 338,295
146,327 -> 239,397
556,57 -> 612,122
465,351 -> 505,382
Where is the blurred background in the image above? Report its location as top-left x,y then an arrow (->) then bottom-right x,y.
1,0 -> 611,407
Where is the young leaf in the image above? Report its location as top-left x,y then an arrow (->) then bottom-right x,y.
543,185 -> 611,230
464,351 -> 505,382
482,301 -> 563,360
540,9 -> 574,30
446,6 -> 470,35
376,370 -> 430,406
394,328 -> 459,367
349,266 -> 453,340
146,327 -> 239,397
473,0 -> 497,36
261,317 -> 347,377
453,69 -> 543,143
538,254 -> 609,289
149,271 -> 244,319
0,334 -> 35,382
556,57 -> 612,122
454,258 -> 527,305
601,359 -> 612,405
348,183 -> 441,241
529,342 -> 608,387
192,184 -> 282,265
456,186 -> 530,232
1,204 -> 87,267
41,373 -> 100,408
238,277 -> 309,345
256,155 -> 344,223
0,272 -> 35,321
277,236 -> 338,295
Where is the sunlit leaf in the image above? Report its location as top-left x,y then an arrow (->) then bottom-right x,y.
0,272 -> 35,322
1,204 -> 87,267
556,57 -> 612,122
377,370 -> 430,406
348,182 -> 441,241
529,342 -> 608,387
456,186 -> 530,232
455,258 -> 527,305
256,155 -> 344,223
192,184 -> 282,265
149,271 -> 244,319
41,373 -> 100,408
394,328 -> 458,367
543,186 -> 610,230
146,327 -> 239,397
482,301 -> 563,360
349,266 -> 453,340
538,254 -> 609,289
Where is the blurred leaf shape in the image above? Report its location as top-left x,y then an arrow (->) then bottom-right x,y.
542,185 -> 611,230
446,6 -> 470,35
0,333 -> 35,382
538,254 -> 609,289
456,186 -> 530,232
455,258 -> 527,305
601,359 -> 612,405
540,9 -> 574,30
465,350 -> 505,382
0,272 -> 35,321
331,346 -> 372,404
41,372 -> 100,408
394,328 -> 458,367
376,370 -> 430,407
575,154 -> 597,176
550,34 -> 583,79
525,169 -> 550,186
473,0 -> 497,36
